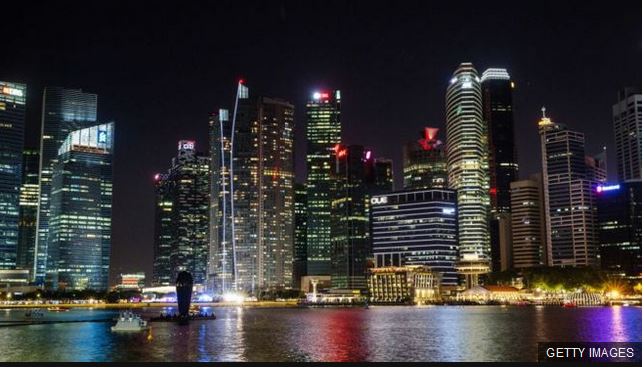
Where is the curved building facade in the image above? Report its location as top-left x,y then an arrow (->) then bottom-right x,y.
445,63 -> 491,284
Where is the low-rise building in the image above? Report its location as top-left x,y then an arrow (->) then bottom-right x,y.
115,273 -> 146,290
457,285 -> 522,303
368,265 -> 441,304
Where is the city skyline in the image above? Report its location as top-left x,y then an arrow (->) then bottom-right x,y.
0,1 -> 640,282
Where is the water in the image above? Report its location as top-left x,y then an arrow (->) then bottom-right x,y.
0,306 -> 640,362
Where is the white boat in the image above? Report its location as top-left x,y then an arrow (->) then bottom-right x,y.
111,311 -> 148,331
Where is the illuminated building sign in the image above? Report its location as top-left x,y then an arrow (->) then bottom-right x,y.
313,91 -> 330,100
178,140 -> 195,151
98,130 -> 107,144
442,207 -> 455,214
371,196 -> 388,205
596,184 -> 620,193
2,86 -> 23,97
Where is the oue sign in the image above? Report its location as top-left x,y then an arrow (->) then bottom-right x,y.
371,196 -> 388,205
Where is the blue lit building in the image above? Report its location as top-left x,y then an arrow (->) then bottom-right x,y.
47,122 -> 114,290
17,149 -> 40,275
0,82 -> 26,270
35,87 -> 97,283
370,189 -> 459,287
596,181 -> 642,278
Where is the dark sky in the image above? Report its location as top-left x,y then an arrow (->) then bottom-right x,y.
1,1 -> 641,284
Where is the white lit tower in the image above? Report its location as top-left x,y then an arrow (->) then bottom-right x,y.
445,63 -> 491,288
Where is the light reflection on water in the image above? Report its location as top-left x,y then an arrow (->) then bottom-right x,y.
0,306 -> 640,362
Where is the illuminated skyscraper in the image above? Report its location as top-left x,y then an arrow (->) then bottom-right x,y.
305,90 -> 341,276
403,127 -> 447,190
210,83 -> 295,294
613,88 -> 642,182
370,189 -> 459,287
47,122 -> 113,290
0,82 -> 26,270
597,181 -> 641,277
373,158 -> 394,193
153,140 -> 210,286
293,183 -> 307,289
481,69 -> 518,273
510,174 -> 547,268
330,145 -> 373,290
35,87 -> 97,283
445,63 -> 490,286
17,149 -> 40,275
538,109 -> 598,267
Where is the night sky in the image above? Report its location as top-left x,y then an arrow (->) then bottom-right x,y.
1,1 -> 640,284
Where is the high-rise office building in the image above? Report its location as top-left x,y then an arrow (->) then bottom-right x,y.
538,109 -> 598,267
613,88 -> 642,182
445,63 -> 490,286
373,158 -> 394,193
403,127 -> 447,190
210,83 -> 295,294
47,122 -> 113,290
0,82 -> 26,270
370,189 -> 459,287
596,181 -> 642,277
481,69 -> 518,273
35,87 -> 97,283
17,149 -> 40,275
481,68 -> 518,213
293,183 -> 308,289
153,140 -> 210,286
510,174 -> 547,268
330,145 -> 374,290
586,149 -> 608,183
306,90 -> 341,276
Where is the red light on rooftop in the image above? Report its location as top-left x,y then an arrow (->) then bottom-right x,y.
238,79 -> 245,84
490,187 -> 497,195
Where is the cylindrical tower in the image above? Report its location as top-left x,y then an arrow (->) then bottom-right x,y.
445,62 -> 491,288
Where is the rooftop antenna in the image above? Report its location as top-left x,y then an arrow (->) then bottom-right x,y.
541,106 -> 547,118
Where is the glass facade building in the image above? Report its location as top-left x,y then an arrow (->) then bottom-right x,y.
305,90 -> 341,276
612,88 -> 642,182
0,81 -> 26,270
510,174 -> 547,268
153,141 -> 210,286
445,63 -> 491,285
596,181 -> 642,277
330,145 -> 373,290
403,127 -> 447,190
47,122 -> 113,290
293,183 -> 307,289
539,111 -> 598,267
17,149 -> 40,275
209,85 -> 295,294
370,189 -> 458,287
35,87 -> 97,283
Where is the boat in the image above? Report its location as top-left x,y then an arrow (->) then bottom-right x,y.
562,300 -> 577,308
47,306 -> 71,312
111,311 -> 148,331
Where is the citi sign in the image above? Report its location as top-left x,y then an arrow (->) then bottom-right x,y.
370,196 -> 388,205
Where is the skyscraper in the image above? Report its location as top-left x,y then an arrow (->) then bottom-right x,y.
538,109 -> 598,267
153,140 -> 210,287
445,63 -> 490,286
370,189 -> 459,287
306,90 -> 341,276
0,82 -> 26,270
596,181 -> 642,277
330,145 -> 373,290
210,83 -> 295,294
403,127 -> 447,190
47,122 -> 113,290
293,183 -> 308,289
35,87 -> 97,283
613,88 -> 642,182
481,68 -> 518,213
510,174 -> 547,268
17,149 -> 40,275
373,158 -> 394,193
481,69 -> 518,273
